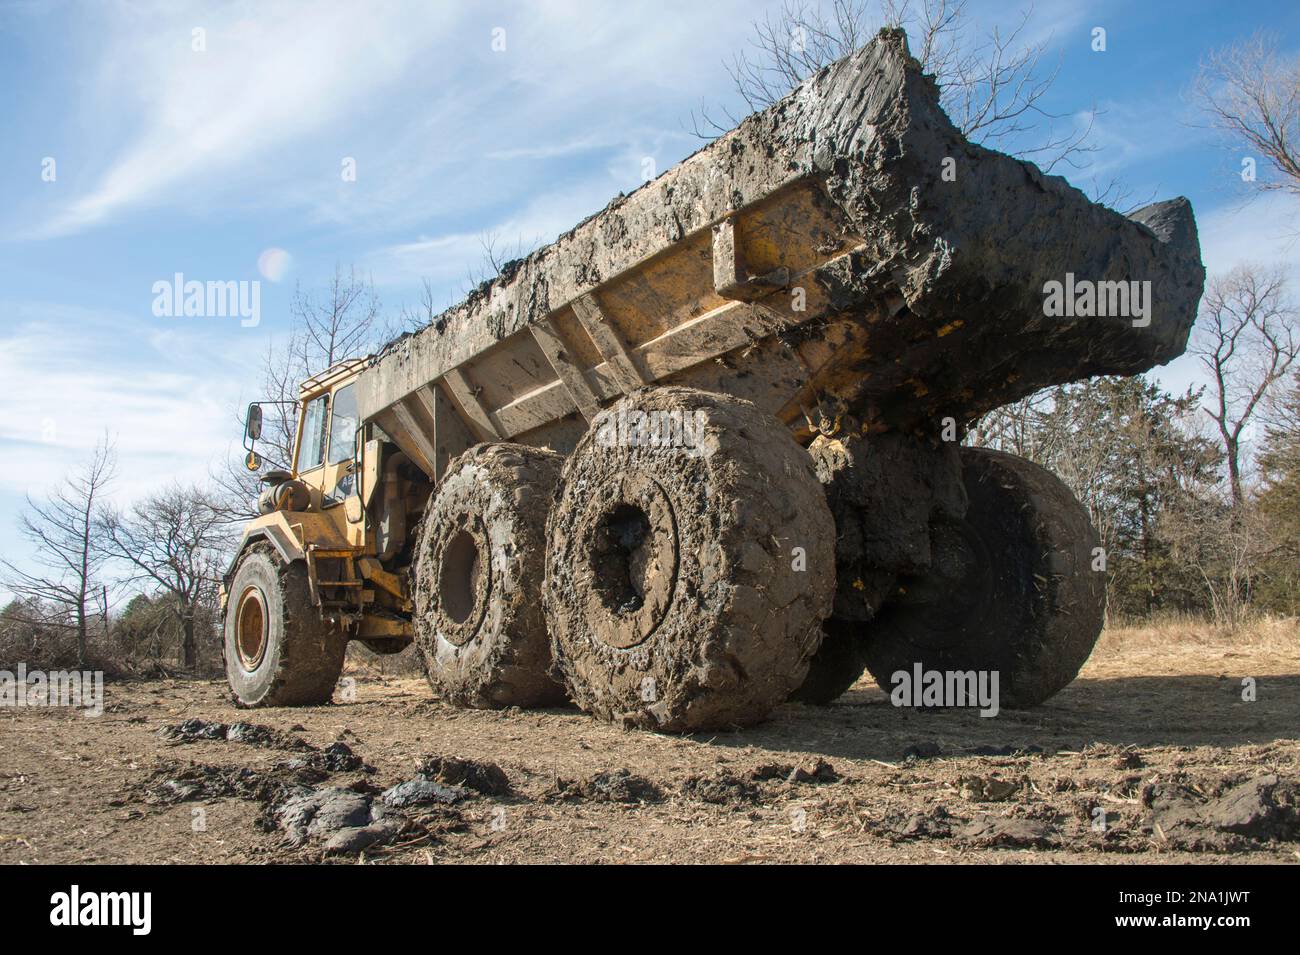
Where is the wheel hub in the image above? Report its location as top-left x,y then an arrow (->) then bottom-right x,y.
579,472 -> 679,649
234,586 -> 268,671
434,514 -> 492,646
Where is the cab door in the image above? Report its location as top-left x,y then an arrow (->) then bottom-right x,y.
321,382 -> 363,527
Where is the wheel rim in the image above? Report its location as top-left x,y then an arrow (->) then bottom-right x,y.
434,515 -> 492,646
577,471 -> 679,649
234,586 -> 268,671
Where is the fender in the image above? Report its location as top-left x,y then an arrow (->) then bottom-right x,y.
221,510 -> 353,587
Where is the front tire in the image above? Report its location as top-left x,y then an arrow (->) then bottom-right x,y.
224,545 -> 347,707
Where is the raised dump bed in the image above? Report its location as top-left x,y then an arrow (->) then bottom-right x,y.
226,30 -> 1204,733
357,28 -> 1202,479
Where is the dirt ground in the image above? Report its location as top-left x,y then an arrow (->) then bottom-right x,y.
3,620 -> 1298,865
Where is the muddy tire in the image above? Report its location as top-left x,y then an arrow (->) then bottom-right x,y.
224,544 -> 347,707
862,447 -> 1105,708
544,387 -> 835,732
412,442 -> 566,708
789,620 -> 872,704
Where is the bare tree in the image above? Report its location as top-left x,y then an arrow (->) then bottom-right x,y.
1192,265 -> 1299,509
1256,369 -> 1300,599
398,277 -> 443,331
99,484 -> 229,670
965,390 -> 1052,457
697,0 -> 1094,174
261,264 -> 382,467
1193,32 -> 1300,199
291,264 -> 382,370
214,265 -> 385,519
460,230 -> 540,295
720,0 -> 876,113
1,439 -> 115,667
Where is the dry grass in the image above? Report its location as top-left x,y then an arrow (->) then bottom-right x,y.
1097,613 -> 1300,654
1085,613 -> 1300,684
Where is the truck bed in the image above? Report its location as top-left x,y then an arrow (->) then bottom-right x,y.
356,29 -> 1204,479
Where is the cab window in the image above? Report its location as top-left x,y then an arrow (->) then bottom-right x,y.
297,394 -> 328,472
328,384 -> 359,465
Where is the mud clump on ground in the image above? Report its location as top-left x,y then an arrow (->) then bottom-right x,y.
159,718 -> 313,752
880,806 -> 954,841
417,755 -> 512,796
157,720 -> 373,775
547,759 -> 840,807
381,779 -> 471,808
750,758 -> 841,784
956,775 -> 1024,802
260,778 -> 472,856
139,763 -> 289,805
141,742 -> 372,807
678,771 -> 762,805
281,742 -> 372,775
956,815 -> 1058,849
135,742 -> 494,857
1143,774 -> 1300,851
548,769 -> 663,804
271,785 -> 409,855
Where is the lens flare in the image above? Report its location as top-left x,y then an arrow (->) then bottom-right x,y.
257,248 -> 291,282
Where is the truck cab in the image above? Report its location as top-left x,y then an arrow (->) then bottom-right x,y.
223,359 -> 427,707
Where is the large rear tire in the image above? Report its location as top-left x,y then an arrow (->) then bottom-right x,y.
862,447 -> 1105,708
412,442 -> 566,709
791,427 -> 963,704
224,545 -> 347,707
544,387 -> 835,732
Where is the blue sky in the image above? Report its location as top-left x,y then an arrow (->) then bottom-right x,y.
1,0 -> 1298,594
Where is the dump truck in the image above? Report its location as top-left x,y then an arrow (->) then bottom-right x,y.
223,30 -> 1204,732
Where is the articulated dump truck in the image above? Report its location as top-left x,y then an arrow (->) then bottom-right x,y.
224,30 -> 1204,732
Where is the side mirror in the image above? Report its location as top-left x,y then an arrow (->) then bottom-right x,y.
245,403 -> 263,441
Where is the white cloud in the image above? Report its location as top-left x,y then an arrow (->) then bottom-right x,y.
0,303 -> 261,503
362,177 -> 621,288
1197,192 -> 1300,280
21,0 -> 766,239
32,1 -> 457,238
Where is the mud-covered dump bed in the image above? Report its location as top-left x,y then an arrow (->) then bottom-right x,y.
358,29 -> 1203,475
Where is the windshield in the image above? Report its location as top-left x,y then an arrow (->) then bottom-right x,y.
328,383 -> 359,465
297,394 -> 328,472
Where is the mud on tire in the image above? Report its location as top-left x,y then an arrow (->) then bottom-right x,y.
544,387 -> 836,732
791,427 -> 963,704
412,442 -> 566,708
862,447 -> 1105,708
224,544 -> 347,707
